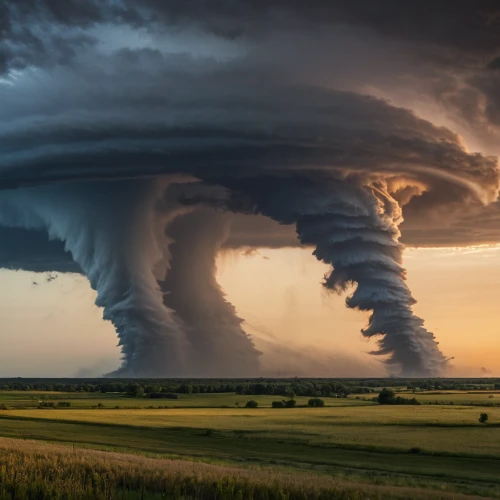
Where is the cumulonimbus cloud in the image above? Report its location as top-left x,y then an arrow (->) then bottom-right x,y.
1,1 -> 499,376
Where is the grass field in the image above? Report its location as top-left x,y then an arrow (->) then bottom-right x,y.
0,391 -> 371,408
0,390 -> 499,498
394,391 -> 500,406
5,405 -> 500,458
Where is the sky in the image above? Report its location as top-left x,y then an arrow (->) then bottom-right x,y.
2,1 -> 500,378
1,244 -> 500,378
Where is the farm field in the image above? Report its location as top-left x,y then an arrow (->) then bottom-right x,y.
0,391 -> 371,409
393,391 -> 500,406
0,437 -> 489,500
3,405 -> 500,458
0,390 -> 499,498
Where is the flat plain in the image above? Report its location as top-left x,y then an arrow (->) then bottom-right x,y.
0,389 -> 499,499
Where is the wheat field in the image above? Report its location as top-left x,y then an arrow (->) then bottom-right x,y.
0,437 -> 491,500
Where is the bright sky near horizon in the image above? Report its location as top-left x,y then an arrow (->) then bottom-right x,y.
1,245 -> 499,378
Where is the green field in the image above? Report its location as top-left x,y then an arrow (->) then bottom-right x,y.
0,390 -> 499,498
0,391 -> 371,409
394,391 -> 500,406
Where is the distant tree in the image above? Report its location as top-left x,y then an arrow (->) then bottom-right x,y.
253,383 -> 267,395
127,384 -> 144,397
235,384 -> 249,395
177,384 -> 193,394
308,398 -> 325,407
266,384 -> 276,395
283,399 -> 296,408
479,413 -> 489,424
378,388 -> 396,405
272,401 -> 285,408
245,400 -> 258,408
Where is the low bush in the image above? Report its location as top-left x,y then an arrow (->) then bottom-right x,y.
308,398 -> 325,407
272,399 -> 296,408
38,402 -> 55,408
377,389 -> 420,405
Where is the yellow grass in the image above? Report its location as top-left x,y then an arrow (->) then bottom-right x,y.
7,404 -> 500,426
0,437 -> 488,500
4,405 -> 500,457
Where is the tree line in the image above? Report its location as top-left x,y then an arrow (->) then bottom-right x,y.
0,378 -> 498,396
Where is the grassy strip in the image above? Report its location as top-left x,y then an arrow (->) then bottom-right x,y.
2,413 -> 500,462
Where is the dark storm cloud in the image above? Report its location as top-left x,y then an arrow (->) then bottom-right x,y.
1,50 -> 496,197
8,0 -> 498,49
0,226 -> 79,272
3,1 -> 500,74
152,0 -> 500,55
2,1 -> 500,376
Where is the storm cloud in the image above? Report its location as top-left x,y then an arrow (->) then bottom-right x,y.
1,1 -> 500,376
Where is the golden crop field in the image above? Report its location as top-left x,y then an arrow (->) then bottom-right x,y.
4,404 -> 500,458
0,437 -> 486,500
1,391 -> 500,498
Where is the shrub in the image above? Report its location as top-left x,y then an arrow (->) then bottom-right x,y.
377,389 -> 420,405
272,399 -> 297,408
38,402 -> 55,408
308,398 -> 325,407
57,402 -> 71,408
126,384 -> 145,397
245,400 -> 258,408
479,412 -> 489,424
97,403 -> 105,408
